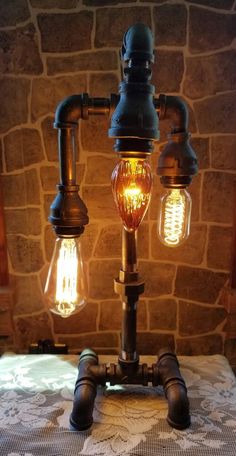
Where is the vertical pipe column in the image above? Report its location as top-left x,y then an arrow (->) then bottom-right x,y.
122,229 -> 137,273
120,228 -> 139,363
58,128 -> 77,186
121,298 -> 138,362
0,177 -> 9,286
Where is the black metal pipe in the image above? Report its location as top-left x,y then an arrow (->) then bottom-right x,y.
70,349 -> 99,431
54,93 -> 112,186
158,94 -> 188,133
121,298 -> 138,362
88,96 -> 114,116
118,228 -> 141,363
109,24 -> 159,152
50,94 -> 115,236
105,362 -> 153,385
76,360 -> 157,388
58,128 -> 76,186
157,350 -> 190,430
54,94 -> 85,128
54,93 -> 112,128
122,229 -> 137,273
70,350 -> 190,431
156,94 -> 198,188
122,23 -> 154,63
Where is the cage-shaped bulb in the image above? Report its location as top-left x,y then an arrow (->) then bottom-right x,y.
158,188 -> 191,247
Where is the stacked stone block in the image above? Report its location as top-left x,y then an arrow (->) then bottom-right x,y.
0,0 -> 235,362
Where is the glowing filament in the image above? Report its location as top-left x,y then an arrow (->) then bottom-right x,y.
123,184 -> 143,212
163,190 -> 185,245
158,188 -> 192,247
112,158 -> 152,231
55,239 -> 78,316
44,237 -> 87,318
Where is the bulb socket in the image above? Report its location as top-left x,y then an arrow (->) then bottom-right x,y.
53,226 -> 85,238
49,184 -> 89,236
160,175 -> 192,189
113,138 -> 154,157
157,132 -> 198,185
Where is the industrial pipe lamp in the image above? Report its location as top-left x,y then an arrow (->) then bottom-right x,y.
44,24 -> 198,431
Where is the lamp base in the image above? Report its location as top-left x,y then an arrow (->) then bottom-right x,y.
70,348 -> 190,431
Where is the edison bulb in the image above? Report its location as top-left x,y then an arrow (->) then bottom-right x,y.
111,158 -> 152,231
158,188 -> 192,247
44,237 -> 87,318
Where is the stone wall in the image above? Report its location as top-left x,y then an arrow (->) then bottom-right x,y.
0,0 -> 236,360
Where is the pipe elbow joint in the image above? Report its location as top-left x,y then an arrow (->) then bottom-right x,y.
70,349 -> 98,431
164,381 -> 190,430
159,94 -> 188,132
54,93 -> 88,128
122,23 -> 154,63
157,351 -> 190,430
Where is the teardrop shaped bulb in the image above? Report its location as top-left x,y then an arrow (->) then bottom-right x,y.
111,158 -> 152,231
44,237 -> 87,318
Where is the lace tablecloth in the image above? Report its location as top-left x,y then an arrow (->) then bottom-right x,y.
0,354 -> 236,456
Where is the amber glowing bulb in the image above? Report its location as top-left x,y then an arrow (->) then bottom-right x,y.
44,237 -> 87,318
158,188 -> 192,247
111,158 -> 152,231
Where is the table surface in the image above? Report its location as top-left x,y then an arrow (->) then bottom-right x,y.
0,353 -> 236,456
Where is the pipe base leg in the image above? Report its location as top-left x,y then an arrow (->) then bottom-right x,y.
69,382 -> 97,431
165,383 -> 191,430
157,350 -> 190,430
70,349 -> 98,431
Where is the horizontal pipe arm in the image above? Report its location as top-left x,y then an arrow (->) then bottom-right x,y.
54,93 -> 118,128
